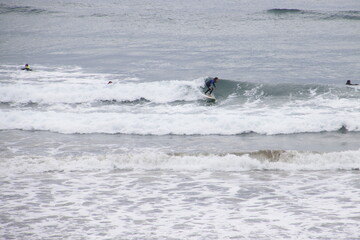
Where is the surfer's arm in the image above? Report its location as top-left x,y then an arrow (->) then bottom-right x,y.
21,67 -> 32,71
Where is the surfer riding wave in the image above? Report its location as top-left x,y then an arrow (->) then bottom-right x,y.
204,77 -> 218,96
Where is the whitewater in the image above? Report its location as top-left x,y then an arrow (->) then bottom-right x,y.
1,65 -> 360,135
1,0 -> 360,239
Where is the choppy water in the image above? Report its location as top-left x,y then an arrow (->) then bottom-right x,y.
2,169 -> 360,240
1,0 -> 360,239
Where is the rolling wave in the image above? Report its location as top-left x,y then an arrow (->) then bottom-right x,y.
1,65 -> 359,136
1,71 -> 359,105
266,8 -> 360,21
0,3 -> 48,15
1,149 -> 359,175
267,9 -> 304,14
214,79 -> 360,102
1,107 -> 359,135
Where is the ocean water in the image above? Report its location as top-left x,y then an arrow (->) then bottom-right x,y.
1,0 -> 360,239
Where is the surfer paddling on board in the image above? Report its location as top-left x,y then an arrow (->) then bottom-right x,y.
346,80 -> 358,85
204,77 -> 218,96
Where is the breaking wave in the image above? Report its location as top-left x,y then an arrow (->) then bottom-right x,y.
1,65 -> 359,136
1,149 -> 359,175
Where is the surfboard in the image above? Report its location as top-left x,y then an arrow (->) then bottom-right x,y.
203,94 -> 216,102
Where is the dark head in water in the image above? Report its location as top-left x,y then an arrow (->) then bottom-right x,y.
346,80 -> 358,85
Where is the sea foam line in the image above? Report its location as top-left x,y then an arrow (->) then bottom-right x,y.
1,150 -> 359,176
1,108 -> 359,135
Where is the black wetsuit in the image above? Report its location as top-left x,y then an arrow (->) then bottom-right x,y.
205,79 -> 216,95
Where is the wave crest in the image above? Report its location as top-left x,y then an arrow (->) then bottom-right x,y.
0,3 -> 47,15
266,8 -> 360,21
267,9 -> 303,14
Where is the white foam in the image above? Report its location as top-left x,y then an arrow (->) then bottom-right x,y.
0,68 -> 203,104
1,65 -> 360,135
1,104 -> 359,135
1,149 -> 359,176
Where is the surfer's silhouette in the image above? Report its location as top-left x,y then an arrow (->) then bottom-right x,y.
21,64 -> 32,71
204,77 -> 218,96
346,80 -> 358,85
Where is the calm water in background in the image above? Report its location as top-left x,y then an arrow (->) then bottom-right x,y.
1,0 -> 360,239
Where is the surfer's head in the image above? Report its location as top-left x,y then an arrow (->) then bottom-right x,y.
346,80 -> 351,85
214,77 -> 218,82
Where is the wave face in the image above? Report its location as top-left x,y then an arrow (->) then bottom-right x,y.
1,65 -> 360,136
266,8 -> 360,20
0,3 -> 47,15
267,8 -> 304,14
